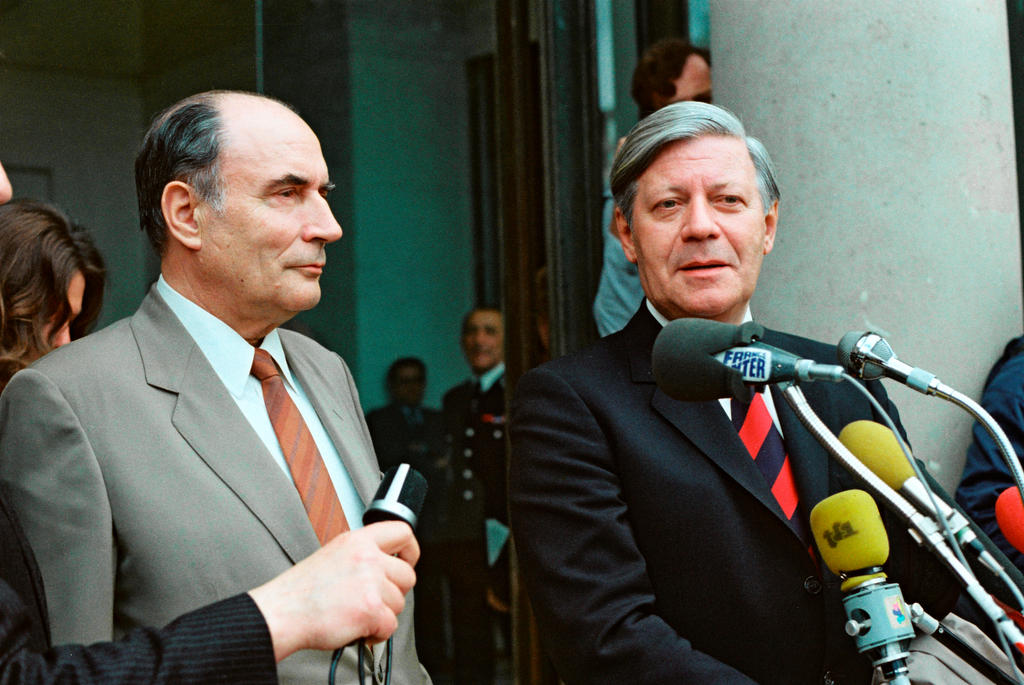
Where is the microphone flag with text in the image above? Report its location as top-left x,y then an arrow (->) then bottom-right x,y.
811,489 -> 915,685
652,318 -> 845,402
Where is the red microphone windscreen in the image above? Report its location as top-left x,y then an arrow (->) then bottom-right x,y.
995,487 -> 1024,554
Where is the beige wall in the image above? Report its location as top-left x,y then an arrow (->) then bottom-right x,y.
711,0 -> 1022,491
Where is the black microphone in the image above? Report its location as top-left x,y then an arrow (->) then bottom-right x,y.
837,331 -> 943,395
332,464 -> 428,685
363,464 -> 428,529
652,318 -> 845,402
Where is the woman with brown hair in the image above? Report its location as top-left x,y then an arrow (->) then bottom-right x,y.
0,199 -> 105,391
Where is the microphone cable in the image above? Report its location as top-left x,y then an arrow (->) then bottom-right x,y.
328,637 -> 394,685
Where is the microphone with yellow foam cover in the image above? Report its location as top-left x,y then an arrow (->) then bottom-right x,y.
810,490 -> 914,684
811,489 -> 890,592
838,420 -> 980,551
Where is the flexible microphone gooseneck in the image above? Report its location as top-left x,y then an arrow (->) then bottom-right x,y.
329,464 -> 428,685
838,421 -> 984,553
837,330 -> 1024,512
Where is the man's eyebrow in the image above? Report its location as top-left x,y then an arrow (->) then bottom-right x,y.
262,173 -> 309,194
262,175 -> 334,196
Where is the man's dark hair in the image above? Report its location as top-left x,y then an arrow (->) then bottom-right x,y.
134,90 -> 293,254
460,306 -> 502,335
631,38 -> 711,117
134,92 -> 226,254
386,357 -> 427,387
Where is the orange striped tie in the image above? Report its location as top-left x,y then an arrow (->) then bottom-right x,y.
251,348 -> 349,544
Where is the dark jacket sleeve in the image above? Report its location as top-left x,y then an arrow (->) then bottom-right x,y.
0,586 -> 278,685
956,345 -> 1024,571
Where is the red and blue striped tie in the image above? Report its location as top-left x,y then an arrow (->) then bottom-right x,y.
732,391 -> 812,549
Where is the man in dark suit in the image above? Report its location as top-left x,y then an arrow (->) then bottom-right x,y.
0,157 -> 420,682
509,101 -> 963,684
367,358 -> 447,481
440,307 -> 508,683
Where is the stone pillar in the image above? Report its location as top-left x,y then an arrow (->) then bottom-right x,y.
711,0 -> 1021,489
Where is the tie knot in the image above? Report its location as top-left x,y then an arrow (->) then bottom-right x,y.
251,348 -> 280,381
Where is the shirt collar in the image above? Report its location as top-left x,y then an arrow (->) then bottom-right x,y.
645,299 -> 753,328
476,361 -> 505,393
156,275 -> 296,397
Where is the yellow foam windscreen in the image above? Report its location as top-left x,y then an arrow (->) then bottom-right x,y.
838,420 -> 914,490
810,489 -> 889,579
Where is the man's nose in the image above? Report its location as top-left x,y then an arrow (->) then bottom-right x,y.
680,196 -> 718,240
306,195 -> 343,243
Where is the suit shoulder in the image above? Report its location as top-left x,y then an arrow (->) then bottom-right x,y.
442,380 -> 473,404
522,336 -> 621,384
30,317 -> 135,376
764,329 -> 837,364
278,327 -> 336,356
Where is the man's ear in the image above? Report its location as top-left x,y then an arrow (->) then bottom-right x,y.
763,200 -> 779,255
614,206 -> 638,264
161,181 -> 203,252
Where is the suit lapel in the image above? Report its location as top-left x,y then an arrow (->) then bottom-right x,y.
625,307 -> 814,540
650,388 -> 789,519
283,337 -> 380,505
763,331 -> 832,514
130,287 -> 320,564
771,385 -> 830,514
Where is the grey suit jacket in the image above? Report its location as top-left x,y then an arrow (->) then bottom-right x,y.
0,286 -> 429,685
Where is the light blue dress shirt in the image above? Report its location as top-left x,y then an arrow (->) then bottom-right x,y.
156,275 -> 365,528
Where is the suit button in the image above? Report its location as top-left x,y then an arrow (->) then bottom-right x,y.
493,429 -> 502,439
462,469 -> 473,479
465,427 -> 475,437
463,448 -> 473,457
463,490 -> 474,500
804,576 -> 823,595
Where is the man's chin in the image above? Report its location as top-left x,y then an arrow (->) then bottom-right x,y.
655,295 -> 746,325
283,288 -> 322,314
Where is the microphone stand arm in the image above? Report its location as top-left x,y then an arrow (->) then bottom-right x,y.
861,351 -> 1024,505
780,382 -> 1024,657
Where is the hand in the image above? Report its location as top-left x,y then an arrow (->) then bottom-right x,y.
248,521 -> 420,661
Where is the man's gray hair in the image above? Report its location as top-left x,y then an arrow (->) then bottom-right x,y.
610,101 -> 780,227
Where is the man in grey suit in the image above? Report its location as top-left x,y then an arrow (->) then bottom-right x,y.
0,91 -> 430,684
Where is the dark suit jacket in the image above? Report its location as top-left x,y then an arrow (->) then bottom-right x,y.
0,490 -> 278,684
443,378 -> 508,531
509,307 -> 960,685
